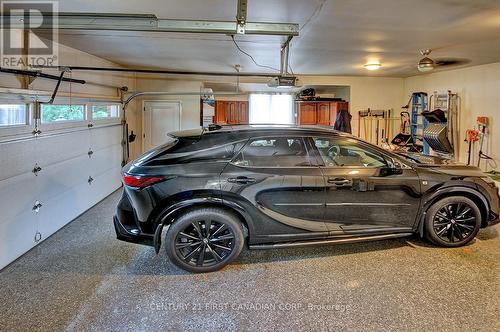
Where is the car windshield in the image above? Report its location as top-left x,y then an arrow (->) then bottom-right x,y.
395,152 -> 423,164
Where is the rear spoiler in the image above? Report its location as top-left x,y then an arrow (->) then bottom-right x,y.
167,127 -> 204,139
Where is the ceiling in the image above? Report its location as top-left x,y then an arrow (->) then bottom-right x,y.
46,0 -> 500,77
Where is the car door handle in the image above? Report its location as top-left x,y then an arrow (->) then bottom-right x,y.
327,177 -> 351,185
227,176 -> 256,184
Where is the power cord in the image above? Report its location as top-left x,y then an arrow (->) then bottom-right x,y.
287,42 -> 295,75
300,0 -> 327,32
231,35 -> 280,72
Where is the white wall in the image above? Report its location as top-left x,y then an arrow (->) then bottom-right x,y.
0,41 -> 134,97
404,62 -> 500,169
130,77 -> 203,157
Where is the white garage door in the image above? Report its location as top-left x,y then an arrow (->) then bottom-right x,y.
0,100 -> 123,270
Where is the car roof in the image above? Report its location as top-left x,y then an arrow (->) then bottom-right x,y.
169,125 -> 351,139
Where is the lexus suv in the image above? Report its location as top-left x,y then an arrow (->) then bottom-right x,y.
114,125 -> 499,272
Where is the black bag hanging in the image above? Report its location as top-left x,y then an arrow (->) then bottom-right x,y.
334,109 -> 352,134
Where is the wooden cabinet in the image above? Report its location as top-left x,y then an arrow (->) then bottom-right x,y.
296,101 -> 349,126
237,102 -> 248,124
214,101 -> 226,124
317,102 -> 331,125
214,100 -> 249,125
298,103 -> 317,124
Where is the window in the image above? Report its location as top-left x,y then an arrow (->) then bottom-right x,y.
0,104 -> 28,127
91,104 -> 120,120
233,137 -> 311,167
41,104 -> 85,123
313,137 -> 387,167
249,94 -> 293,124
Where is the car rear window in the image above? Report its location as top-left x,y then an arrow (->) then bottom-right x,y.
144,141 -> 246,166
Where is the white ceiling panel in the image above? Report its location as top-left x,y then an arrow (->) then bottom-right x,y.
42,0 -> 500,77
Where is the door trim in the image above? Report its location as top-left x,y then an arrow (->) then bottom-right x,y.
249,232 -> 413,249
142,100 -> 182,152
326,202 -> 411,206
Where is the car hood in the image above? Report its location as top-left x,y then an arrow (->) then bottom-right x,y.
396,152 -> 485,177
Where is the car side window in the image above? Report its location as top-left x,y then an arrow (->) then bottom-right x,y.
232,137 -> 312,167
313,137 -> 387,167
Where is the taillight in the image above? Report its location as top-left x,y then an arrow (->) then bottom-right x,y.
122,173 -> 165,188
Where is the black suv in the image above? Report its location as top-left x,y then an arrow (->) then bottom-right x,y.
114,125 -> 499,272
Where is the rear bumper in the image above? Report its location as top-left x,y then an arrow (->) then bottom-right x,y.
113,215 -> 154,247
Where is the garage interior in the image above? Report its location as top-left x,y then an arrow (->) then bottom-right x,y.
0,0 -> 499,330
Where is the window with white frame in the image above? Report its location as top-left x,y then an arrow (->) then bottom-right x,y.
0,100 -> 123,135
249,94 -> 294,124
0,104 -> 28,127
91,104 -> 120,120
40,104 -> 86,123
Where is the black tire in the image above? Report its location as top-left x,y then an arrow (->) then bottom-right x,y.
165,207 -> 245,273
424,196 -> 481,247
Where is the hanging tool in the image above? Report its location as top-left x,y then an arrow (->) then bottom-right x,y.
357,113 -> 361,137
401,111 -> 410,134
464,129 -> 479,165
368,109 -> 373,143
391,111 -> 414,147
477,116 -> 489,168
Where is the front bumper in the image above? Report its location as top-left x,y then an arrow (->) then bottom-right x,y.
113,215 -> 154,247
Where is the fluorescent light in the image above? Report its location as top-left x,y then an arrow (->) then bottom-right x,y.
364,63 -> 382,70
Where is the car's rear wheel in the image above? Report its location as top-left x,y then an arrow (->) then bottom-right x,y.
165,207 -> 245,273
424,196 -> 481,247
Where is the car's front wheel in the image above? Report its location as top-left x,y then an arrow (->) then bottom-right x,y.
165,207 -> 245,273
424,196 -> 481,247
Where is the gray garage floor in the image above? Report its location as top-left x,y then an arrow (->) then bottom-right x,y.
0,190 -> 499,332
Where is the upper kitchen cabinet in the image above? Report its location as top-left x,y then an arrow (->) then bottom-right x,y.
213,100 -> 249,125
296,100 -> 349,126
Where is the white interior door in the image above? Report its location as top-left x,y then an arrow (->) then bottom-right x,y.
143,101 -> 181,151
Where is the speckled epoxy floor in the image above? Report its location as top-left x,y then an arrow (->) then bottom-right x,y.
0,189 -> 499,331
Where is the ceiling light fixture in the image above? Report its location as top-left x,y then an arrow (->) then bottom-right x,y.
417,49 -> 434,72
364,63 -> 382,71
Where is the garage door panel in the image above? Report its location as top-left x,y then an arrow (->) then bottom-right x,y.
0,139 -> 36,181
37,181 -> 91,240
92,145 -> 122,176
36,154 -> 91,203
89,166 -> 122,207
36,131 -> 89,167
0,172 -> 37,221
0,210 -> 36,270
90,125 -> 122,151
1,119 -> 123,269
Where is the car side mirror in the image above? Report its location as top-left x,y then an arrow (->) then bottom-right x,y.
380,166 -> 403,176
380,157 -> 404,176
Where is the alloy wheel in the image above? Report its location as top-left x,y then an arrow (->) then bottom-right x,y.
174,219 -> 235,268
432,202 -> 477,243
